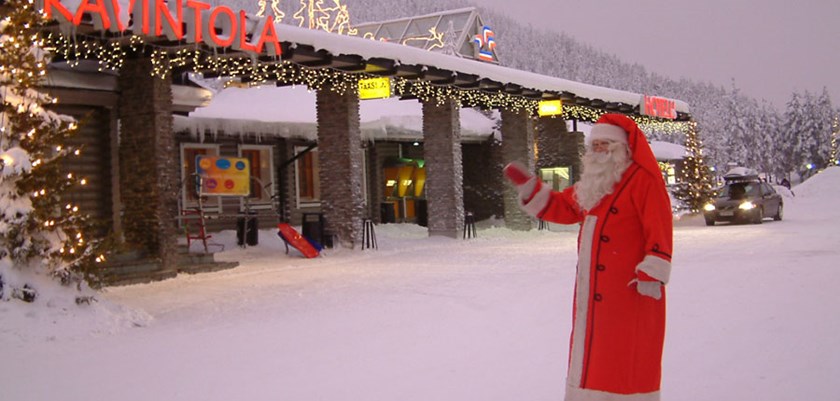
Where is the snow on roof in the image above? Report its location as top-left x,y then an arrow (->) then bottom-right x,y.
178,85 -> 497,142
274,23 -> 689,113
723,166 -> 759,179
650,141 -> 687,160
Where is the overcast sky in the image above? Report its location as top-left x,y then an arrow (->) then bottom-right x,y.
470,0 -> 839,110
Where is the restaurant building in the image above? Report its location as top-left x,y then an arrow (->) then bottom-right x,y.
13,2 -> 691,284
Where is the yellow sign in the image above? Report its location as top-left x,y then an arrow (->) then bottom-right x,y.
359,77 -> 391,100
196,156 -> 251,196
538,99 -> 563,117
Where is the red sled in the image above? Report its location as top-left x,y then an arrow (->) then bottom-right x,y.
277,223 -> 320,258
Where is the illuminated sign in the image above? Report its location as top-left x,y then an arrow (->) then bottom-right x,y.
642,95 -> 677,120
196,156 -> 251,196
402,27 -> 445,51
38,0 -> 282,56
293,0 -> 358,35
538,100 -> 563,117
358,77 -> 391,100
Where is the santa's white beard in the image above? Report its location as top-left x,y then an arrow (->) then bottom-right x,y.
574,143 -> 632,211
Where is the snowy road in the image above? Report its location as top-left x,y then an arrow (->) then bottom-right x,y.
3,169 -> 840,401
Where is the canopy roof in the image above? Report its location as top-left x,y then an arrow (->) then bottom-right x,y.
38,2 -> 690,120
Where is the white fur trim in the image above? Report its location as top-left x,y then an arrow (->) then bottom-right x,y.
565,384 -> 660,401
567,215 -> 598,388
635,255 -> 672,284
517,176 -> 539,200
589,123 -> 628,145
520,182 -> 551,217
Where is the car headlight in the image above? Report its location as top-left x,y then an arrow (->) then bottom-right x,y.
739,201 -> 755,210
703,203 -> 716,212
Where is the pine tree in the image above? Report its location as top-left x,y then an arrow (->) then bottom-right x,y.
1,0 -> 105,302
778,92 -> 804,180
673,121 -> 716,213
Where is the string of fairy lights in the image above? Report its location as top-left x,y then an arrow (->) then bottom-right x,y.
45,31 -> 690,134
831,115 -> 839,166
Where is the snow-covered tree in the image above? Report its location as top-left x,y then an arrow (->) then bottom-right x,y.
778,92 -> 805,179
810,88 -> 835,170
1,0 -> 106,303
673,121 -> 716,212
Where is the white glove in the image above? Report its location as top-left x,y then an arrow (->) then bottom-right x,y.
628,278 -> 662,300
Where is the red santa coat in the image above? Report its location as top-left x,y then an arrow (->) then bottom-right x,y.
521,114 -> 673,401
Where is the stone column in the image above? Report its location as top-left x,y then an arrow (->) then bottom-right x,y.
501,108 -> 536,231
561,131 -> 586,183
315,84 -> 366,248
117,58 -> 179,271
422,98 -> 463,238
536,116 -> 567,169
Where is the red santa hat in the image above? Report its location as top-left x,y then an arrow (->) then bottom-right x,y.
588,122 -> 628,145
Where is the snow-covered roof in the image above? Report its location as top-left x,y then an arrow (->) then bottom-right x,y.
275,22 -> 689,114
177,85 -> 497,142
723,166 -> 759,179
650,141 -> 687,160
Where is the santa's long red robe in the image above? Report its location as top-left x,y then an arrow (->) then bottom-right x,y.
520,114 -> 673,401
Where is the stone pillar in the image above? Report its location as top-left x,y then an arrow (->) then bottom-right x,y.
315,84 -> 366,248
536,116 -> 567,169
117,58 -> 179,270
562,131 -> 586,183
422,98 -> 463,238
501,108 -> 536,231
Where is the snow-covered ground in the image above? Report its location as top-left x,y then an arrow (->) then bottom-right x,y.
3,168 -> 840,401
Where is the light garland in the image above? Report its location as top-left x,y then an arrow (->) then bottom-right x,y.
830,114 -> 839,166
293,0 -> 358,36
42,30 -> 687,129
256,0 -> 285,23
401,27 -> 445,51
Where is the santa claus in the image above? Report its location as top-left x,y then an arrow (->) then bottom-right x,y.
505,113 -> 673,401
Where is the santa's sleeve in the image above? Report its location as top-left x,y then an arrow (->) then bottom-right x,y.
633,175 -> 674,284
520,181 -> 584,225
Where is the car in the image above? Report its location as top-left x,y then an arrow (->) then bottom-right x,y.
702,171 -> 783,226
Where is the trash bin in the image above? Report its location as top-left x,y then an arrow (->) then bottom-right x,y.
237,212 -> 259,246
302,212 -> 325,247
380,202 -> 396,223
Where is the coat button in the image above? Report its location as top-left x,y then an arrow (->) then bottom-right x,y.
596,264 -> 606,272
610,207 -> 619,214
594,294 -> 603,302
600,235 -> 610,243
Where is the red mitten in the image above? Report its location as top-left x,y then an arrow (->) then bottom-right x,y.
503,161 -> 539,202
503,161 -> 532,185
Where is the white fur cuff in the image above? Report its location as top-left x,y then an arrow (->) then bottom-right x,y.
636,255 -> 671,284
520,182 -> 551,217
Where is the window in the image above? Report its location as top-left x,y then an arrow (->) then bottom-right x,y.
292,146 -> 369,208
659,161 -> 677,185
540,167 -> 572,191
239,145 -> 275,209
180,143 -> 221,211
295,146 -> 320,207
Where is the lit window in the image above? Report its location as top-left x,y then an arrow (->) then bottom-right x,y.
239,145 -> 275,209
295,146 -> 320,206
